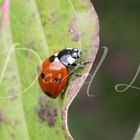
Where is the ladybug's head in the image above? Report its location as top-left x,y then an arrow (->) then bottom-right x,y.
57,48 -> 82,67
70,48 -> 82,59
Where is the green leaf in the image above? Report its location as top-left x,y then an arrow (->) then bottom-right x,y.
0,0 -> 99,140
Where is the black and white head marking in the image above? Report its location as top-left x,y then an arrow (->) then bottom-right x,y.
49,52 -> 59,62
57,48 -> 82,68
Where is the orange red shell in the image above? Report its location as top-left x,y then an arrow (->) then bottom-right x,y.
38,58 -> 68,98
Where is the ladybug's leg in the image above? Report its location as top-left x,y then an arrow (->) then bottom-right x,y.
70,71 -> 82,77
60,88 -> 66,99
81,60 -> 90,65
61,88 -> 65,94
68,70 -> 82,77
68,61 -> 90,77
72,60 -> 90,69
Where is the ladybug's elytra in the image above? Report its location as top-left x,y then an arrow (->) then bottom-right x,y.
38,48 -> 88,98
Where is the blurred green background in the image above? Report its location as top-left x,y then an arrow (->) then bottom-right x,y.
69,0 -> 140,140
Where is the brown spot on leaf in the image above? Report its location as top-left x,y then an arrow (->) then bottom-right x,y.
55,129 -> 59,135
68,18 -> 81,42
10,94 -> 17,101
14,120 -> 20,127
28,40 -> 35,49
11,133 -> 16,139
68,27 -> 75,35
62,124 -> 65,130
73,34 -> 80,42
36,96 -> 58,127
0,110 -> 5,127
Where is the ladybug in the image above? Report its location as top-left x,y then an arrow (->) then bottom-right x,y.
38,48 -> 88,98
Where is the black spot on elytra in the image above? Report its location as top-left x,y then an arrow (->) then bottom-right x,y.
44,91 -> 56,98
36,96 -> 58,127
55,77 -> 61,83
49,55 -> 55,62
41,73 -> 45,79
